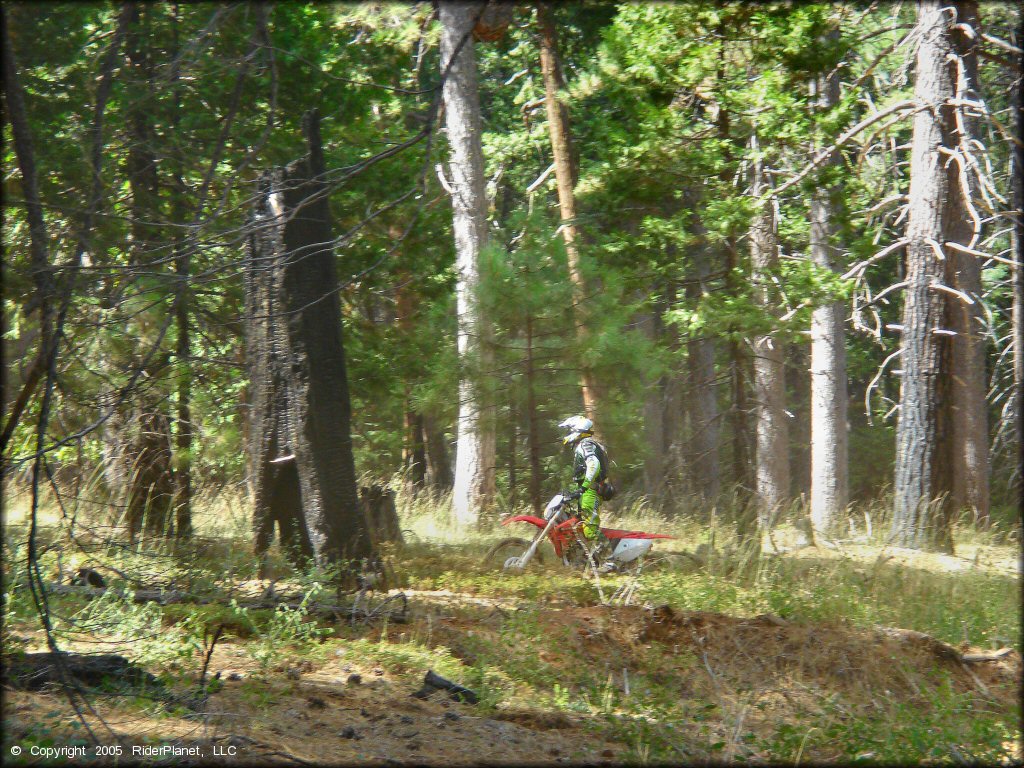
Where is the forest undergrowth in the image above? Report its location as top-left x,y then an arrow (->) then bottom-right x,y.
2,482 -> 1021,765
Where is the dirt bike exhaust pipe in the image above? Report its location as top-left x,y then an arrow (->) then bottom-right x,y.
503,515 -> 557,572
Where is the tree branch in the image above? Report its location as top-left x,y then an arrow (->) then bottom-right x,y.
771,100 -> 919,200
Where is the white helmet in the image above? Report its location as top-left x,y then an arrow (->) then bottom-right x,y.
558,415 -> 594,447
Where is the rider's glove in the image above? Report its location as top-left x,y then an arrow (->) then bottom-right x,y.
566,488 -> 582,501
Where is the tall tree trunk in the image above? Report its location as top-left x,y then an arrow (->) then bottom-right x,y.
809,60 -> 849,539
506,395 -> 518,509
640,309 -> 667,500
685,213 -> 721,503
661,337 -> 686,500
405,411 -> 427,490
247,113 -> 371,571
892,3 -> 961,553
125,3 -> 173,540
0,10 -> 55,460
714,91 -> 753,509
726,286 -> 753,508
1013,15 -> 1024,487
750,146 -> 790,534
171,1 -> 192,540
537,3 -> 599,423
395,266 -> 426,492
440,1 -> 496,525
946,0 -> 990,528
246,169 -> 313,566
423,414 -> 453,493
280,111 -> 371,567
525,311 -> 542,514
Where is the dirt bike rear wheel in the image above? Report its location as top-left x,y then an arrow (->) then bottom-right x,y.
482,537 -> 544,567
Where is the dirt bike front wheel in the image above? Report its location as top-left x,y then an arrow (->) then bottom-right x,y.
482,537 -> 544,567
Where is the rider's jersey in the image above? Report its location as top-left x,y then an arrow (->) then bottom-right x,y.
573,438 -> 608,486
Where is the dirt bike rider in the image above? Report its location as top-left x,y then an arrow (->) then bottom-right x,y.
558,416 -> 615,572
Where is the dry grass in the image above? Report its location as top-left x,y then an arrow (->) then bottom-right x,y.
3,481 -> 1021,765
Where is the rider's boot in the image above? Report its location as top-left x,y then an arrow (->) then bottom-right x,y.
590,533 -> 616,573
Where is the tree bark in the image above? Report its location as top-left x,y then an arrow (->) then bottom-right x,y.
280,111 -> 372,567
892,3 -> 961,553
808,59 -> 849,539
124,4 -> 173,540
360,485 -> 403,547
1013,15 -> 1024,487
440,1 -> 496,525
0,9 -> 55,460
537,3 -> 599,423
423,414 -> 453,493
395,267 -> 426,492
750,149 -> 790,533
506,394 -> 518,509
685,213 -> 721,503
246,169 -> 313,565
715,94 -> 753,507
946,0 -> 990,528
525,311 -> 542,514
247,113 -> 371,570
640,309 -> 667,501
171,0 -> 192,540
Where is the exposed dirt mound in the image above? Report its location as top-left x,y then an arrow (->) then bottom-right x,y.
524,603 -> 1020,708
4,598 -> 1019,765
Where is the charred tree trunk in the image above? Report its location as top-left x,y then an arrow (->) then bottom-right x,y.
246,170 -> 313,566
247,112 -> 371,571
537,3 -> 599,423
280,111 -> 372,567
892,3 -> 962,553
809,61 -> 849,539
440,1 -> 496,525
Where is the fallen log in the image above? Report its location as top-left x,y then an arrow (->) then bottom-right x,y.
874,626 -> 1017,665
3,652 -> 163,692
45,583 -> 190,604
960,648 -> 1016,663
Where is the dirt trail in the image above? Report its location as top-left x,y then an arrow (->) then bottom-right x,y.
3,600 -> 1019,765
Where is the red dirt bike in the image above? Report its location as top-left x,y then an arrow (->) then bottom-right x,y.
484,491 -> 673,575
